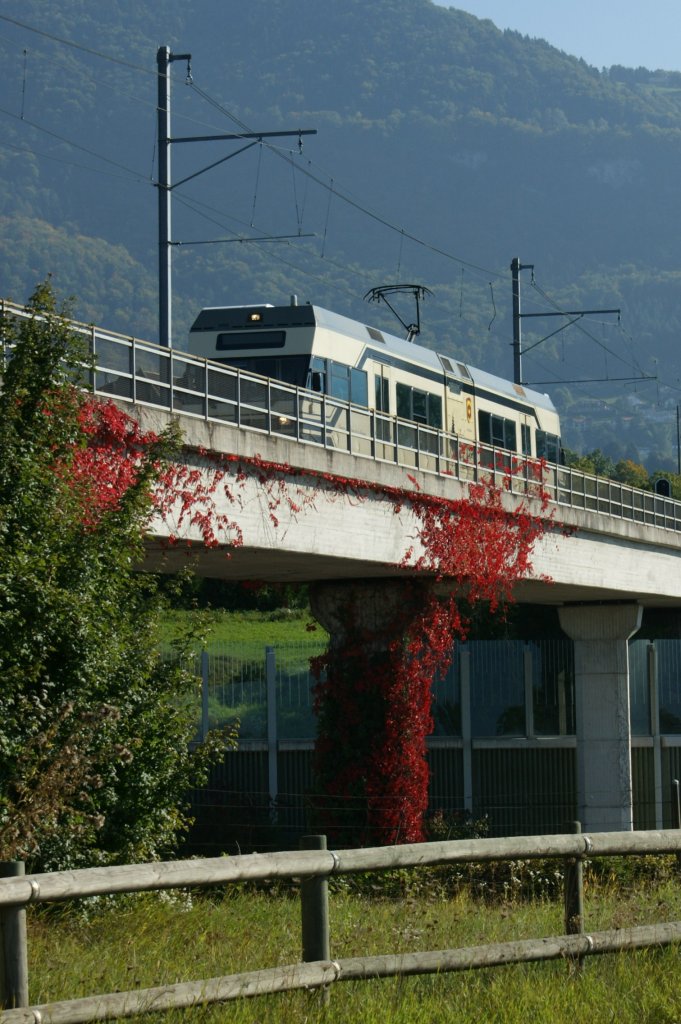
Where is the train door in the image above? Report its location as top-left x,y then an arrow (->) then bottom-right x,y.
520,415 -> 533,457
444,377 -> 476,441
442,375 -> 476,478
374,363 -> 393,453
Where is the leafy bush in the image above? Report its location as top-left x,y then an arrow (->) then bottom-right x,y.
0,282 -> 233,870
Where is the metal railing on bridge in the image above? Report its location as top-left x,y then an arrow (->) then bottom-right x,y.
3,299 -> 681,534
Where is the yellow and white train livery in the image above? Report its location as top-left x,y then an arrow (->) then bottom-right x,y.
188,300 -> 562,462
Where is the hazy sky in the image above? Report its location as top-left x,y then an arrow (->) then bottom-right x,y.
433,1 -> 681,72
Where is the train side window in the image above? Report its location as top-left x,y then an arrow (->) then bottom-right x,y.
428,394 -> 442,429
329,361 -> 350,401
521,424 -> 531,456
396,383 -> 411,420
505,421 -> 517,452
479,410 -> 517,451
396,383 -> 442,428
312,359 -> 368,405
350,367 -> 368,407
375,374 -> 389,413
479,410 -> 492,445
375,374 -> 391,440
308,356 -> 326,393
536,430 -> 560,463
412,389 -> 428,424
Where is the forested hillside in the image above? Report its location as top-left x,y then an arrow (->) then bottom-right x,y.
1,0 -> 681,465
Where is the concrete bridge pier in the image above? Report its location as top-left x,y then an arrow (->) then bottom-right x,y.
309,578 -> 439,843
558,602 -> 643,832
309,579 -> 431,652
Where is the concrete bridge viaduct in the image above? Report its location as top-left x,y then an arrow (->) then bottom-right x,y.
133,402 -> 681,836
5,300 -> 680,837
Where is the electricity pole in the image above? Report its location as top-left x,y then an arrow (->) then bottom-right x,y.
511,256 -> 533,385
157,46 -> 188,352
156,46 -> 316,348
510,256 -> 620,386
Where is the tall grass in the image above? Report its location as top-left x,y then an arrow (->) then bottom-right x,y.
24,864 -> 681,1023
160,608 -> 327,650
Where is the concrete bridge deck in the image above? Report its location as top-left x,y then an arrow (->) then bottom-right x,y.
5,297 -> 681,607
135,404 -> 681,609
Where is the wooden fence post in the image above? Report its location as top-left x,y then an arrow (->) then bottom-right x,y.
0,862 -> 29,1009
564,821 -> 585,972
672,779 -> 681,872
300,834 -> 331,1005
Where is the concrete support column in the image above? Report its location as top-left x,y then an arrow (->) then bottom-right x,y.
558,603 -> 642,832
309,579 -> 438,844
310,579 -> 423,651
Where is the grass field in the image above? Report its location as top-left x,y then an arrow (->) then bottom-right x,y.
155,608 -> 327,741
23,863 -> 681,1023
160,608 -> 327,651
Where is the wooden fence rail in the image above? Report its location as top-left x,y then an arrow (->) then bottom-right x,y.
3,826 -> 681,1022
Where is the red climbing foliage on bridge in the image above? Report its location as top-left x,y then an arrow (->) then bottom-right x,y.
309,470 -> 553,845
61,397 -> 161,527
310,582 -> 452,845
56,389 -> 554,848
54,395 -> 243,549
402,476 -> 551,609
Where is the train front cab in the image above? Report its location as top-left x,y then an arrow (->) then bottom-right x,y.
186,304 -> 319,437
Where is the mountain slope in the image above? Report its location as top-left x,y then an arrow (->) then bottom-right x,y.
1,0 -> 680,464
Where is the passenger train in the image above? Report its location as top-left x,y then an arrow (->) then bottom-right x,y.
188,299 -> 562,462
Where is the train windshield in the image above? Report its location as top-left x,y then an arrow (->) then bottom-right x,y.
216,331 -> 286,350
216,354 -> 310,388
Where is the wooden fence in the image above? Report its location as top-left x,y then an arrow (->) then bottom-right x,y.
3,826 -> 681,1022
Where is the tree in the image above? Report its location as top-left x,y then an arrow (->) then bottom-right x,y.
563,447 -> 616,478
614,458 -> 650,490
0,282 -> 231,870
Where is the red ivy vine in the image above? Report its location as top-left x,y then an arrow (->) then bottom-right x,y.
59,397 -> 244,546
309,472 -> 552,846
66,398 -> 162,527
309,581 -> 455,846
